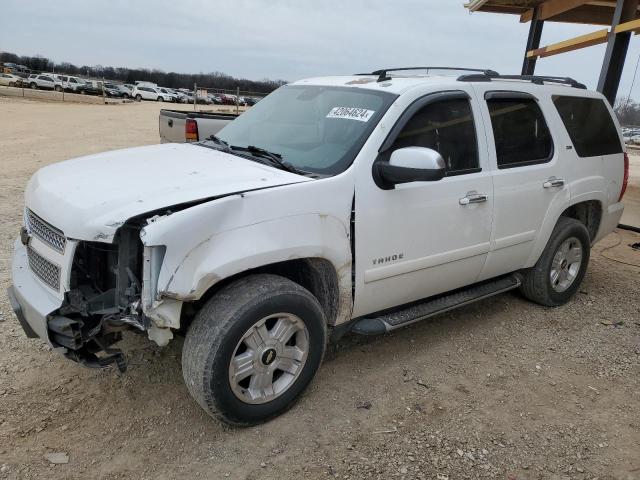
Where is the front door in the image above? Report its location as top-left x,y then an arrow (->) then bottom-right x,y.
353,88 -> 494,317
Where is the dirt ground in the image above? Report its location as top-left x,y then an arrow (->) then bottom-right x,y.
0,96 -> 639,480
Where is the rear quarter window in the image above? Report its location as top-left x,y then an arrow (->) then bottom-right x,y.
553,96 -> 622,157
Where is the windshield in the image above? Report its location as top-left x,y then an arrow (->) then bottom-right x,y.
213,84 -> 397,176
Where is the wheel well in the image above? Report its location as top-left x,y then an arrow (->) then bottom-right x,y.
560,200 -> 602,242
180,258 -> 340,332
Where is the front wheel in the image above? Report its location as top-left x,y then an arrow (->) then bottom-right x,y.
30,83 -> 37,89
135,94 -> 142,101
520,217 -> 590,306
122,93 -> 129,99
157,96 -> 164,102
54,85 -> 62,92
182,274 -> 327,426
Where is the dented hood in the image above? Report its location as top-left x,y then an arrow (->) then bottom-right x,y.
25,143 -> 310,242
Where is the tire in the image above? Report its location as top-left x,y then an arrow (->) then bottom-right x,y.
80,89 -> 86,95
9,82 -> 15,87
135,94 -> 142,101
30,83 -> 37,89
54,85 -> 62,92
520,217 -> 590,307
182,274 -> 327,426
157,96 -> 164,102
122,93 -> 129,99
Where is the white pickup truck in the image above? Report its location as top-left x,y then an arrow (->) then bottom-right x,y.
159,109 -> 238,143
9,68 -> 628,426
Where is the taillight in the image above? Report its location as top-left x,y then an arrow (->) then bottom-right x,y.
185,119 -> 198,142
619,152 -> 629,202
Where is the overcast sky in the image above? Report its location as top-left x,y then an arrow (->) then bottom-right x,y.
3,0 -> 640,99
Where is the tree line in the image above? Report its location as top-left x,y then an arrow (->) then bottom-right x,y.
614,98 -> 640,127
0,51 -> 286,94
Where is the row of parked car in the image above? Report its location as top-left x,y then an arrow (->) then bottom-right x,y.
622,127 -> 640,145
132,85 -> 259,105
0,72 -> 136,98
0,72 -> 260,105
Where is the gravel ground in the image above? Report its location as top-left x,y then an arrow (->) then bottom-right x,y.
0,96 -> 639,480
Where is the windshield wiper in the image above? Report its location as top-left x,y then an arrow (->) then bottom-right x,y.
205,135 -> 232,152
202,138 -> 312,176
229,145 -> 308,176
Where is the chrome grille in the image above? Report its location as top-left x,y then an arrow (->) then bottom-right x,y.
26,209 -> 66,253
27,246 -> 61,290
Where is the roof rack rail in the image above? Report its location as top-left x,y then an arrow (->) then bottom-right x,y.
457,73 -> 586,89
355,67 -> 500,83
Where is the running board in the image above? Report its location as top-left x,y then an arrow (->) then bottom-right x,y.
351,274 -> 521,335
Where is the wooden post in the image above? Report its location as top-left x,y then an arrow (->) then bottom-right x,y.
522,8 -> 544,75
598,0 -> 640,104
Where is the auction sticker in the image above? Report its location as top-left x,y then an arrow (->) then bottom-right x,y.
326,107 -> 375,122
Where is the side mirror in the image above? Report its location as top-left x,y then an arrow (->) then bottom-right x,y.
375,147 -> 446,189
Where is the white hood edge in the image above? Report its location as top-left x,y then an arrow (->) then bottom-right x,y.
25,143 -> 311,242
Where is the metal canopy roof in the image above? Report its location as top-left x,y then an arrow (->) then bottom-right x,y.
466,0 -> 639,25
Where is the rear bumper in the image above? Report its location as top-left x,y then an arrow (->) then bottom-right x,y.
595,202 -> 625,243
8,238 -> 62,344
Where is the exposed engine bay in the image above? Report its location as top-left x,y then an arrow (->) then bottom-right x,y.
51,223 -> 152,372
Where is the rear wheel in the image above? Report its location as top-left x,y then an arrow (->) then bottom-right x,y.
135,94 -> 142,101
54,85 -> 62,92
520,217 -> 590,306
122,93 -> 129,99
30,83 -> 37,89
182,274 -> 327,426
157,96 -> 164,102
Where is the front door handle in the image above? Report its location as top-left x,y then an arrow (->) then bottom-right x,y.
459,193 -> 488,205
543,177 -> 565,188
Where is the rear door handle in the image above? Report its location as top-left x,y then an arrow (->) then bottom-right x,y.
459,193 -> 488,205
543,177 -> 565,188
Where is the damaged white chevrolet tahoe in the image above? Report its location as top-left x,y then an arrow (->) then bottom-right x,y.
9,68 -> 629,425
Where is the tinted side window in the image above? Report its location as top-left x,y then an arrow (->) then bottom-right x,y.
487,97 -> 553,169
553,96 -> 622,157
391,98 -> 480,174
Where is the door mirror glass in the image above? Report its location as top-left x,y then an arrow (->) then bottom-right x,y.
375,147 -> 446,189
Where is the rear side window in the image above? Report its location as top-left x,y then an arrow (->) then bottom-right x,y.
553,96 -> 622,157
487,97 -> 553,169
391,98 -> 480,175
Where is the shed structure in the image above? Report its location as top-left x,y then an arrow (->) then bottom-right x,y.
465,0 -> 640,104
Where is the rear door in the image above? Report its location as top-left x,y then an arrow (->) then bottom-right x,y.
38,75 -> 54,88
473,88 -> 571,280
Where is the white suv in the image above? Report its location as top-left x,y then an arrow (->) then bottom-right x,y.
28,73 -> 63,91
132,85 -> 173,102
157,87 -> 179,102
54,75 -> 86,93
8,68 -> 628,426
